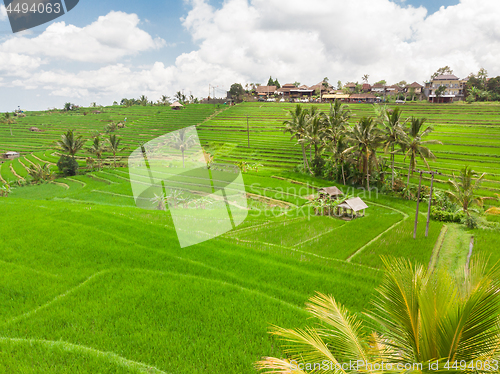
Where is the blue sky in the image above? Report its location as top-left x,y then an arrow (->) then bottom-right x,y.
2,0 -> 498,111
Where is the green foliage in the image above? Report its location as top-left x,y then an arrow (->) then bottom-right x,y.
258,257 -> 500,373
27,163 -> 53,184
229,83 -> 245,101
57,155 -> 79,176
56,129 -> 85,158
430,206 -> 464,223
431,65 -> 454,79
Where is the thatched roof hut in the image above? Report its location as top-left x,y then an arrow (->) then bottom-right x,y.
318,186 -> 344,200
29,127 -> 41,132
3,151 -> 20,159
170,101 -> 184,110
337,197 -> 369,218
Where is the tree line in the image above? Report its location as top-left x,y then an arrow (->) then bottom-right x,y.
283,100 -> 442,192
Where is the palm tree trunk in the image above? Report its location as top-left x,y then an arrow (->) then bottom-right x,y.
113,153 -> 116,168
365,153 -> 369,190
182,150 -> 185,168
406,159 -> 412,189
301,144 -> 307,169
341,163 -> 346,185
301,144 -> 312,174
391,144 -> 395,189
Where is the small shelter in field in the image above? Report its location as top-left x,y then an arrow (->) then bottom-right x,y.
170,101 -> 184,110
29,127 -> 41,132
3,151 -> 20,160
318,186 -> 344,200
337,197 -> 369,218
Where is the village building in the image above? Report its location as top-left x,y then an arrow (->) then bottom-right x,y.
256,85 -> 277,98
426,74 -> 466,102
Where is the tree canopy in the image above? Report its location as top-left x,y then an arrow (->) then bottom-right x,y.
431,66 -> 454,79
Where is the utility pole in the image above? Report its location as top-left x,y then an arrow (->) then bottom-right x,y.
247,116 -> 250,148
413,171 -> 423,239
416,169 -> 443,237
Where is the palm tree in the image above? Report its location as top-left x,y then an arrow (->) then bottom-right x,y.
56,129 -> 85,158
380,107 -> 408,189
2,112 -> 15,136
323,100 -> 351,149
167,128 -> 197,168
257,257 -> 500,373
107,134 -> 125,168
403,117 -> 442,189
342,117 -> 382,190
328,134 -> 351,185
302,106 -> 326,162
138,95 -> 148,106
283,104 -> 312,173
88,135 -> 106,169
27,163 -> 53,184
446,166 -> 486,216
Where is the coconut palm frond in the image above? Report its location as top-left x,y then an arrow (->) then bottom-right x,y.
307,292 -> 371,363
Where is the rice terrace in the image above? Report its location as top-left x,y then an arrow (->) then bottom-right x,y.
1,99 -> 500,373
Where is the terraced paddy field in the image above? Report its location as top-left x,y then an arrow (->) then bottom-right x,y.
1,102 -> 500,372
2,102 -> 500,198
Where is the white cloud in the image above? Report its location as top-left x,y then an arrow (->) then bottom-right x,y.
0,5 -> 7,21
3,1 -> 500,107
173,0 -> 500,91
0,11 -> 165,63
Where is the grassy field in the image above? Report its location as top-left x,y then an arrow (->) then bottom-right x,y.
1,101 -> 500,372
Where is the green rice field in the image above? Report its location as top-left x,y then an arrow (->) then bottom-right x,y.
1,102 -> 500,373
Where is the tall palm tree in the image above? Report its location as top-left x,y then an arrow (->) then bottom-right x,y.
88,135 -> 106,169
327,134 -> 350,185
380,107 -> 408,189
283,104 -> 311,173
139,95 -> 148,106
302,106 -> 326,162
107,134 -> 125,168
2,112 -> 15,136
446,166 -> 486,216
257,257 -> 500,373
56,129 -> 84,159
167,128 -> 197,168
403,117 -> 442,189
323,100 -> 351,150
342,117 -> 382,190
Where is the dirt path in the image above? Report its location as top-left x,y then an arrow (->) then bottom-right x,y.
431,223 -> 472,279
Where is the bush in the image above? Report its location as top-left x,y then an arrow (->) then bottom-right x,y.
57,155 -> 79,176
462,214 -> 478,229
430,206 -> 464,223
311,156 -> 326,177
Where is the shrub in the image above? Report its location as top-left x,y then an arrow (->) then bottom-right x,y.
57,155 -> 79,176
430,206 -> 464,223
462,214 -> 478,229
311,156 -> 326,177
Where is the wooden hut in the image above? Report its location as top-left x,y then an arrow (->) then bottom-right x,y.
29,127 -> 41,132
170,101 -> 184,110
318,186 -> 344,200
3,151 -> 20,160
336,197 -> 369,218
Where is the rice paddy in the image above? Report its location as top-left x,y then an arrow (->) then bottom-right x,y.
1,101 -> 500,372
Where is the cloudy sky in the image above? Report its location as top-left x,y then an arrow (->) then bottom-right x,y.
1,0 -> 499,111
